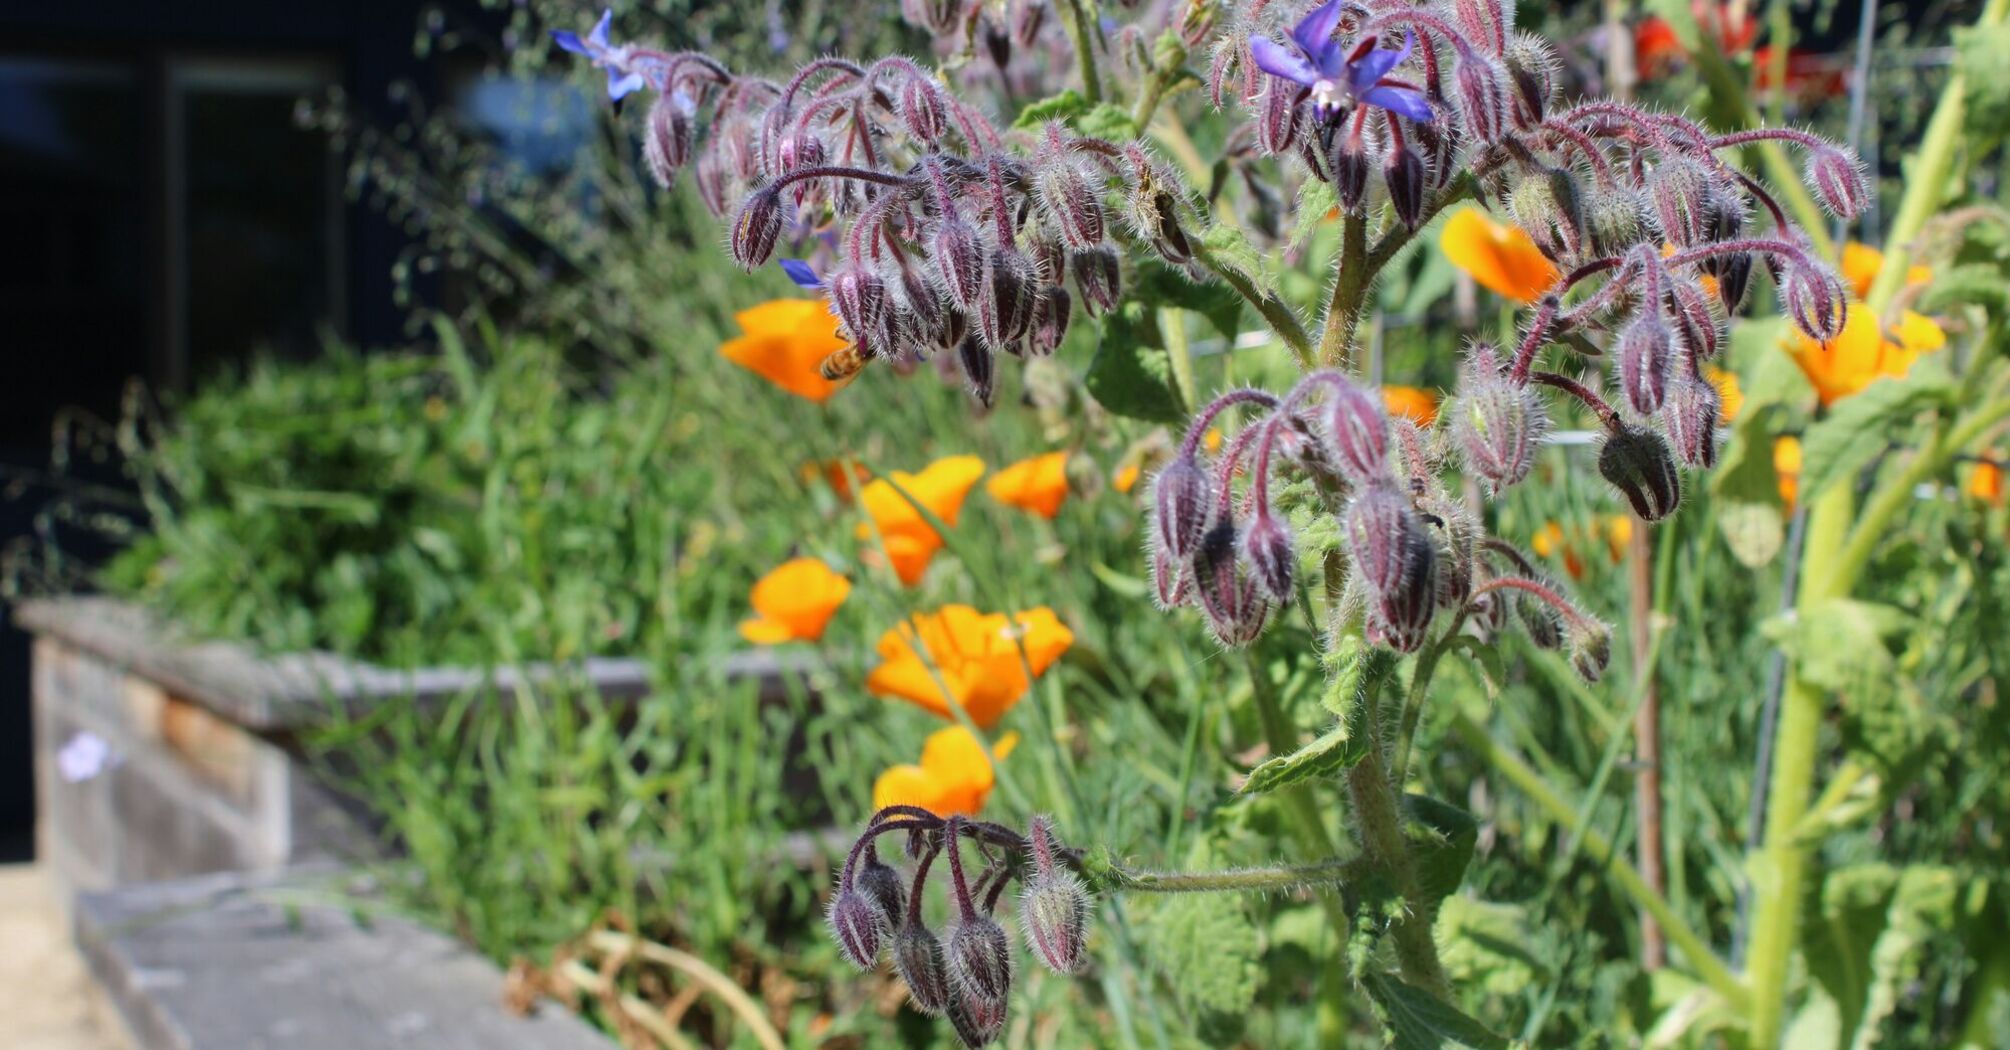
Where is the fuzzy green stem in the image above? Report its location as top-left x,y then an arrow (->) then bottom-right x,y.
1191,243 -> 1315,368
1105,858 -> 1363,894
1829,393 -> 2010,594
1318,214 -> 1372,368
1347,742 -> 1452,995
1059,0 -> 1102,104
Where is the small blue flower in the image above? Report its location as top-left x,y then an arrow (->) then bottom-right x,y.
1249,1 -> 1431,124
550,9 -> 647,102
780,259 -> 823,289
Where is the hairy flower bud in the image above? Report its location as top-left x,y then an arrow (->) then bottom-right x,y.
1664,375 -> 1721,468
1598,425 -> 1682,521
1717,249 -> 1754,313
1648,158 -> 1712,248
1258,79 -> 1301,156
1567,619 -> 1612,683
1508,168 -> 1584,264
946,914 -> 1014,1008
1039,160 -> 1108,250
958,332 -> 996,406
1029,285 -> 1072,356
1451,345 -> 1547,493
894,923 -> 952,1016
1384,144 -> 1427,230
1331,137 -> 1371,213
1517,582 -> 1564,650
1666,277 -> 1723,362
828,888 -> 884,970
1584,186 -> 1647,258
1151,455 -> 1211,562
1072,245 -> 1122,315
1780,264 -> 1847,343
947,991 -> 1006,1048
1806,147 -> 1867,220
1318,375 -> 1389,483
1454,56 -> 1508,144
901,77 -> 948,144
1344,483 -> 1437,653
1503,33 -> 1558,129
1141,189 -> 1194,264
730,189 -> 784,271
830,266 -> 893,357
901,0 -> 964,34
932,219 -> 985,309
856,853 -> 908,930
1422,496 -> 1478,610
1193,520 -> 1271,646
1240,506 -> 1297,603
777,131 -> 826,178
1019,822 -> 1089,978
978,248 -> 1038,349
1616,314 -> 1672,416
643,92 -> 694,188
1151,545 -> 1191,609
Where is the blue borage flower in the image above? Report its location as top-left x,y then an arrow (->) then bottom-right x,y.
551,9 -> 648,101
1248,0 -> 1431,124
780,259 -> 823,289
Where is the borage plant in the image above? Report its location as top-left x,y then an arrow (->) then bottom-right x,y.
555,0 -> 1865,1043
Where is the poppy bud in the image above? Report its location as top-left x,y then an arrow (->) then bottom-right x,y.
1151,545 -> 1191,609
1664,375 -> 1721,468
1331,137 -> 1371,213
856,852 -> 908,930
946,914 -> 1014,1007
1806,147 -> 1867,220
730,189 -> 784,271
1454,56 -> 1508,144
1240,506 -> 1297,603
1072,245 -> 1122,315
1648,157 -> 1711,247
1029,285 -> 1072,356
643,92 -> 694,188
1384,144 -> 1428,230
1258,80 -> 1301,156
947,990 -> 1007,1048
1567,619 -> 1612,683
1150,455 -> 1211,562
828,888 -> 884,970
1193,520 -> 1271,647
1779,264 -> 1847,343
830,266 -> 893,357
1616,314 -> 1673,416
932,219 -> 985,309
1598,425 -> 1682,521
1503,32 -> 1557,130
894,923 -> 952,1015
1318,374 -> 1390,483
1039,161 -> 1108,250
1344,483 -> 1437,653
1509,168 -> 1585,264
1450,345 -> 1547,493
901,77 -> 947,144
1666,277 -> 1722,362
958,332 -> 996,406
978,248 -> 1038,349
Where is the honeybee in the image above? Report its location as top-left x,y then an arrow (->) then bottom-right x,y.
818,342 -> 871,382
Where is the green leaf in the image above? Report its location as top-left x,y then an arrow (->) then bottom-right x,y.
1011,89 -> 1089,130
1320,633 -> 1396,718
1798,369 -> 1957,503
1710,401 -> 1788,568
1130,260 -> 1245,340
1137,886 -> 1263,1018
1240,721 -> 1369,794
1956,23 -> 2010,142
1405,794 -> 1479,908
1199,222 -> 1272,298
1364,971 -> 1511,1049
1764,599 -> 1910,698
1436,897 -> 1545,999
1085,303 -> 1186,423
1291,180 -> 1338,252
1076,102 -> 1141,142
1916,263 -> 2010,316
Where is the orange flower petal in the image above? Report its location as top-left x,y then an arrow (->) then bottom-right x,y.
865,606 -> 1071,728
718,299 -> 851,403
1381,386 -> 1440,427
745,558 -> 851,643
1440,206 -> 1560,304
1113,463 -> 1141,494
987,451 -> 1071,519
1775,435 -> 1802,509
1705,365 -> 1743,424
738,617 -> 797,645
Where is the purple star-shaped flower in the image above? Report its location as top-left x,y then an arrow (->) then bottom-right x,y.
552,9 -> 647,102
1249,1 -> 1432,124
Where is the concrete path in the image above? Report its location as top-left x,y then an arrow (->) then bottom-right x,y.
0,864 -> 126,1050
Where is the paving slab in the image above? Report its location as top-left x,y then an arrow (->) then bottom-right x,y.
0,864 -> 127,1050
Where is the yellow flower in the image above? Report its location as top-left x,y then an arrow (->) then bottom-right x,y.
1840,241 -> 1931,301
718,299 -> 851,402
1603,514 -> 1634,561
1969,458 -> 2005,505
857,455 -> 987,586
865,605 -> 1074,728
1381,385 -> 1440,427
1532,521 -> 1585,580
1784,302 -> 1946,407
987,451 -> 1071,519
872,726 -> 1019,816
1439,206 -> 1561,304
1705,364 -> 1744,424
738,558 -> 851,644
1775,435 -> 1802,509
1113,462 -> 1142,494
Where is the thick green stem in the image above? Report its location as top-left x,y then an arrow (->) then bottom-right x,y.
1192,244 -> 1315,368
1105,858 -> 1362,894
1059,0 -> 1102,104
1448,712 -> 1747,1008
1346,743 -> 1452,995
1318,214 -> 1372,368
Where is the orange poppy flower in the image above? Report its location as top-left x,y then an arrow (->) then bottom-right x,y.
718,299 -> 851,402
1634,16 -> 1684,76
1784,303 -> 1946,407
1775,435 -> 1802,509
856,455 -> 987,586
1839,242 -> 1932,301
988,452 -> 1071,519
1382,386 -> 1440,427
1753,45 -> 1847,99
1440,206 -> 1561,304
738,558 -> 851,644
802,459 -> 870,502
872,726 -> 1019,817
1532,521 -> 1586,580
1705,365 -> 1743,424
1113,462 -> 1143,494
865,605 -> 1074,728
1969,459 -> 2006,505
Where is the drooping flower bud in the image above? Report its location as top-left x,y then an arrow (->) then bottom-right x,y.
901,0 -> 963,34
932,219 -> 985,309
900,77 -> 947,144
1019,819 -> 1088,975
977,248 -> 1038,349
946,914 -> 1014,1008
1805,147 -> 1867,220
947,990 -> 1007,1048
1029,285 -> 1072,356
1039,160 -> 1108,250
1450,344 -> 1547,493
1508,168 -> 1585,264
1717,249 -> 1755,313
1317,374 -> 1389,483
828,888 -> 884,970
1258,79 -> 1301,156
1584,186 -> 1647,259
1454,56 -> 1508,144
1240,506 -> 1297,603
1421,496 -> 1478,611
1384,144 -> 1427,230
1151,545 -> 1191,609
856,852 -> 908,931
1027,234 -> 1067,286
1141,189 -> 1195,264
1192,521 -> 1271,647
829,266 -> 893,358
1598,425 -> 1682,521
1012,0 -> 1047,48
1517,583 -> 1564,650
1503,33 -> 1558,129
1072,245 -> 1122,315
1779,264 -> 1847,343
730,189 -> 783,271
1665,276 -> 1723,362
1648,157 -> 1712,247
1664,374 -> 1721,468
1567,618 -> 1612,683
893,923 -> 952,1016
776,131 -> 827,184
1330,137 -> 1371,213
643,92 -> 694,188
959,332 -> 996,406
1344,483 -> 1437,653
1150,455 -> 1211,562
1616,314 -> 1673,416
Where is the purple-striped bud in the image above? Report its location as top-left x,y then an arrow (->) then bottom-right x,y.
1193,521 -> 1271,647
1666,277 -> 1723,362
1616,314 -> 1672,416
1517,580 -> 1564,650
857,853 -> 908,930
1780,264 -> 1847,343
958,332 -> 996,407
1503,33 -> 1558,130
1028,235 -> 1067,285
1258,80 -> 1301,156
1718,250 -> 1754,313
1039,161 -> 1108,250
1450,345 -> 1547,493
643,93 -> 694,188
1150,455 -> 1211,562
1384,145 -> 1427,230
1072,246 -> 1122,315
896,269 -> 952,354
1029,285 -> 1071,356
1318,374 -> 1389,483
1344,483 -> 1437,653
1508,168 -> 1584,264
1454,56 -> 1508,144
1567,619 -> 1612,683
828,888 -> 884,970
730,190 -> 784,271
1331,138 -> 1371,213
1664,375 -> 1721,468
830,267 -> 893,357
947,990 -> 1006,1048
1423,496 -> 1478,611
932,219 -> 985,309
1470,586 -> 1509,638
900,0 -> 963,34
1012,0 -> 1046,48
1151,545 -> 1191,609
1413,121 -> 1459,190
946,914 -> 1014,1008
1019,819 -> 1088,975
977,248 -> 1038,349
1240,506 -> 1297,603
1648,158 -> 1712,247
1598,425 -> 1682,521
893,924 -> 952,1016
1806,147 -> 1867,220
777,132 -> 825,176
900,77 -> 947,144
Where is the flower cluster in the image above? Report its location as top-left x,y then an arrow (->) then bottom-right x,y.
1149,375 -> 1610,676
828,810 -> 1088,1047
